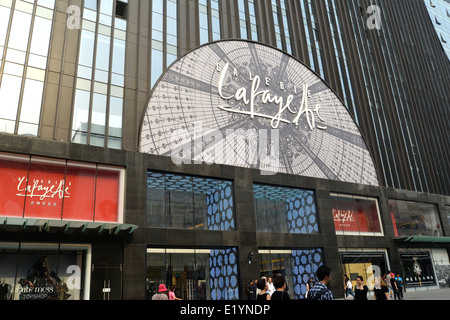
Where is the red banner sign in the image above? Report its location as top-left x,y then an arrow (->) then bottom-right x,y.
0,154 -> 123,223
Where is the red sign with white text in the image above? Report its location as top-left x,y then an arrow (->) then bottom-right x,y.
331,196 -> 381,233
0,154 -> 123,223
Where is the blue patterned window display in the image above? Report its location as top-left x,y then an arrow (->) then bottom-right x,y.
147,247 -> 239,300
146,171 -> 235,231
209,248 -> 239,300
254,184 -> 319,234
259,248 -> 324,300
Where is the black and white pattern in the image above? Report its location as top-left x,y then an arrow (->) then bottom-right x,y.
140,40 -> 379,186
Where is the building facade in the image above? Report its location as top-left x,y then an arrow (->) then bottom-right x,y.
0,0 -> 449,300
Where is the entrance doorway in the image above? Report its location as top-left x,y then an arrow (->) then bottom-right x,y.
90,265 -> 122,300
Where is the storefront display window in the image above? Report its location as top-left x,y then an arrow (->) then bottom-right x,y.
0,243 -> 90,300
399,249 -> 437,287
146,171 -> 235,231
146,248 -> 239,300
0,153 -> 124,224
389,199 -> 442,237
259,248 -> 324,299
339,249 -> 389,291
331,193 -> 383,235
254,184 -> 319,234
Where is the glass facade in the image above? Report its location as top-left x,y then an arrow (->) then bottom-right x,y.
146,171 -> 235,231
259,248 -> 324,300
72,0 -> 128,149
150,0 -> 177,88
254,184 -> 319,234
0,0 -> 55,137
237,0 -> 258,41
331,194 -> 383,235
146,248 -> 239,300
271,0 -> 291,54
0,242 -> 90,301
389,199 -> 443,237
199,0 -> 221,45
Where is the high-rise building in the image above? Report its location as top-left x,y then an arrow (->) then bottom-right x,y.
0,0 -> 448,301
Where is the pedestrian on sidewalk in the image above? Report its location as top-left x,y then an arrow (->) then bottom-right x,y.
307,265 -> 334,300
395,273 -> 404,300
344,275 -> 355,300
374,277 -> 390,300
354,276 -> 368,301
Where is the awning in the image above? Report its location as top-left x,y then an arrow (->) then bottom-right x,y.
0,217 -> 138,235
394,236 -> 450,245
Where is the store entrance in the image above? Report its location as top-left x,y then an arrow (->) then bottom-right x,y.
340,251 -> 389,291
90,266 -> 122,300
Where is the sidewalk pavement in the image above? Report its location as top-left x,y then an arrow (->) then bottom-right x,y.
339,287 -> 450,300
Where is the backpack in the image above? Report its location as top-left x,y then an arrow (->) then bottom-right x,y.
306,287 -> 329,300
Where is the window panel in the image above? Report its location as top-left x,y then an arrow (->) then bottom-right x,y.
19,79 -> 44,124
331,194 -> 383,235
146,171 -> 235,231
7,10 -> 32,51
29,16 -> 52,56
254,184 -> 319,234
91,93 -> 107,135
79,30 -> 95,67
0,74 -> 22,121
95,34 -> 111,71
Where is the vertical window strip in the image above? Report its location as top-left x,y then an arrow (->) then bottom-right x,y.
0,0 -> 55,137
198,0 -> 221,45
151,0 -> 178,88
72,0 -> 127,149
298,0 -> 315,71
237,0 -> 248,39
326,0 -> 358,123
307,0 -> 324,78
271,0 -> 292,54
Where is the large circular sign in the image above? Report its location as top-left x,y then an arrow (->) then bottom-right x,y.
140,40 -> 379,186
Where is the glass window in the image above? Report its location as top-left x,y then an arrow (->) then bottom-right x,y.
399,249 -> 437,287
73,1 -> 127,149
254,184 -> 319,234
0,242 -> 89,300
389,199 -> 443,237
79,30 -> 95,67
331,194 -> 383,235
146,171 -> 235,231
259,248 -> 324,300
7,11 -> 32,52
146,248 -> 239,300
339,249 -> 389,292
0,74 -> 22,125
30,16 -> 52,57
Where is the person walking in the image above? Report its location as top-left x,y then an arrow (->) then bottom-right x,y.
395,273 -> 404,300
386,271 -> 393,298
344,275 -> 355,300
354,276 -> 368,301
168,285 -> 182,300
307,266 -> 334,300
152,284 -> 169,300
